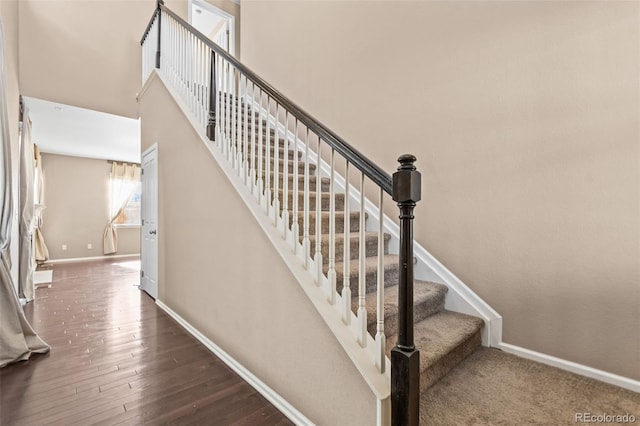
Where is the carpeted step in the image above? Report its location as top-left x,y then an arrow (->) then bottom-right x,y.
356,281 -> 448,337
281,189 -> 344,211
258,159 -> 314,175
334,254 -> 400,295
250,147 -> 300,162
386,311 -> 484,389
309,231 -> 390,263
274,174 -> 331,192
290,210 -> 365,235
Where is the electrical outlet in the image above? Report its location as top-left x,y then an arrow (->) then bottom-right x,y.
87,243 -> 93,250
61,244 -> 67,251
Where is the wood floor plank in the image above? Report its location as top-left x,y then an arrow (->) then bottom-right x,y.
0,259 -> 293,426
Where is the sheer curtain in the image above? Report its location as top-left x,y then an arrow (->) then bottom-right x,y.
0,22 -> 49,367
103,162 -> 141,254
18,111 -> 35,301
33,145 -> 49,262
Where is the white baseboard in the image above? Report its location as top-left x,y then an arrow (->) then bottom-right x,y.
497,342 -> 640,394
46,254 -> 140,264
155,300 -> 315,426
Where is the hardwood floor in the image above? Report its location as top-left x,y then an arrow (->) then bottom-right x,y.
0,259 -> 293,426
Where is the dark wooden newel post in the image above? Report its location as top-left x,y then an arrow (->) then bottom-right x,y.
206,52 -> 217,141
391,154 -> 421,426
155,0 -> 164,69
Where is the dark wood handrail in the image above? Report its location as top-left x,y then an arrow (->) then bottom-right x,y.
140,8 -> 159,45
140,3 -> 393,194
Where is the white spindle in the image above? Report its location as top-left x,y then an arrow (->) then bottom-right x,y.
264,98 -> 272,214
236,71 -> 243,175
257,90 -> 264,205
315,137 -> 323,285
357,172 -> 367,347
302,128 -> 311,268
327,148 -> 336,304
273,104 -> 281,225
282,111 -> 289,239
243,76 -> 249,184
214,53 -> 221,148
291,119 -> 300,253
249,82 -> 256,193
375,189 -> 385,372
342,162 -> 351,324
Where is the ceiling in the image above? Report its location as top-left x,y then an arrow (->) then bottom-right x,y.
23,97 -> 141,163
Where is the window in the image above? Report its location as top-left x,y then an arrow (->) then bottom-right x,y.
109,163 -> 142,227
114,180 -> 141,226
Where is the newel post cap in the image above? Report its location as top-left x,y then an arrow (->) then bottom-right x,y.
392,154 -> 421,203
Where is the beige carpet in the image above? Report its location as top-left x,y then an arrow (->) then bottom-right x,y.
422,348 -> 640,425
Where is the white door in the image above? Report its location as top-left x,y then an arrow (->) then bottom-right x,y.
140,144 -> 158,299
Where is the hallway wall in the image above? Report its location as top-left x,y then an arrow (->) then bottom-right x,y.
41,153 -> 140,260
139,74 -> 377,426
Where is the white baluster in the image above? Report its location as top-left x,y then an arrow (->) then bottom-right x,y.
272,103 -> 280,225
291,119 -> 300,253
327,148 -> 336,304
342,162 -> 351,325
302,128 -> 311,268
375,189 -> 385,373
249,82 -> 256,193
282,111 -> 289,239
357,172 -> 367,347
264,98 -> 272,214
214,53 -> 221,148
315,137 -> 323,285
243,76 -> 249,185
257,90 -> 264,205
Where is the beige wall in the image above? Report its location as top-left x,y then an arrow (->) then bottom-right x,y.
139,75 -> 376,425
241,1 -> 640,380
41,153 -> 140,260
1,0 -> 22,286
18,0 -> 187,119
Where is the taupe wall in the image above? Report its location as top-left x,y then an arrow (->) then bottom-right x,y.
139,75 -> 376,425
41,153 -> 140,260
0,0 -> 21,286
18,0 -> 187,119
203,0 -> 241,59
241,1 -> 640,380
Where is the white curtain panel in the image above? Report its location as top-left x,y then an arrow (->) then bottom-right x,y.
18,111 -> 35,301
0,22 -> 49,368
33,145 -> 49,262
103,162 -> 141,254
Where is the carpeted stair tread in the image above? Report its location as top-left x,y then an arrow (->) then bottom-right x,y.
386,310 -> 484,389
355,281 -> 448,337
334,254 -> 399,294
290,210 -> 364,234
282,189 -> 344,211
308,231 -> 390,261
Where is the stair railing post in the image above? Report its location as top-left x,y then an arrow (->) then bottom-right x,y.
206,51 -> 217,141
155,0 -> 163,69
391,154 -> 421,426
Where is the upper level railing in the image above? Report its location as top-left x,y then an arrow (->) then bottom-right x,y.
141,2 -> 421,423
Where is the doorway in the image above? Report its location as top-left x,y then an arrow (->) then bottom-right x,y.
189,0 -> 236,56
140,144 -> 158,299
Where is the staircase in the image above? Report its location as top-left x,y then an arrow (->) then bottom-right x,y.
141,4 -> 489,424
227,97 -> 485,392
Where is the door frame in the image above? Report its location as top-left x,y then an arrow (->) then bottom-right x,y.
188,0 -> 236,56
140,143 -> 158,299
